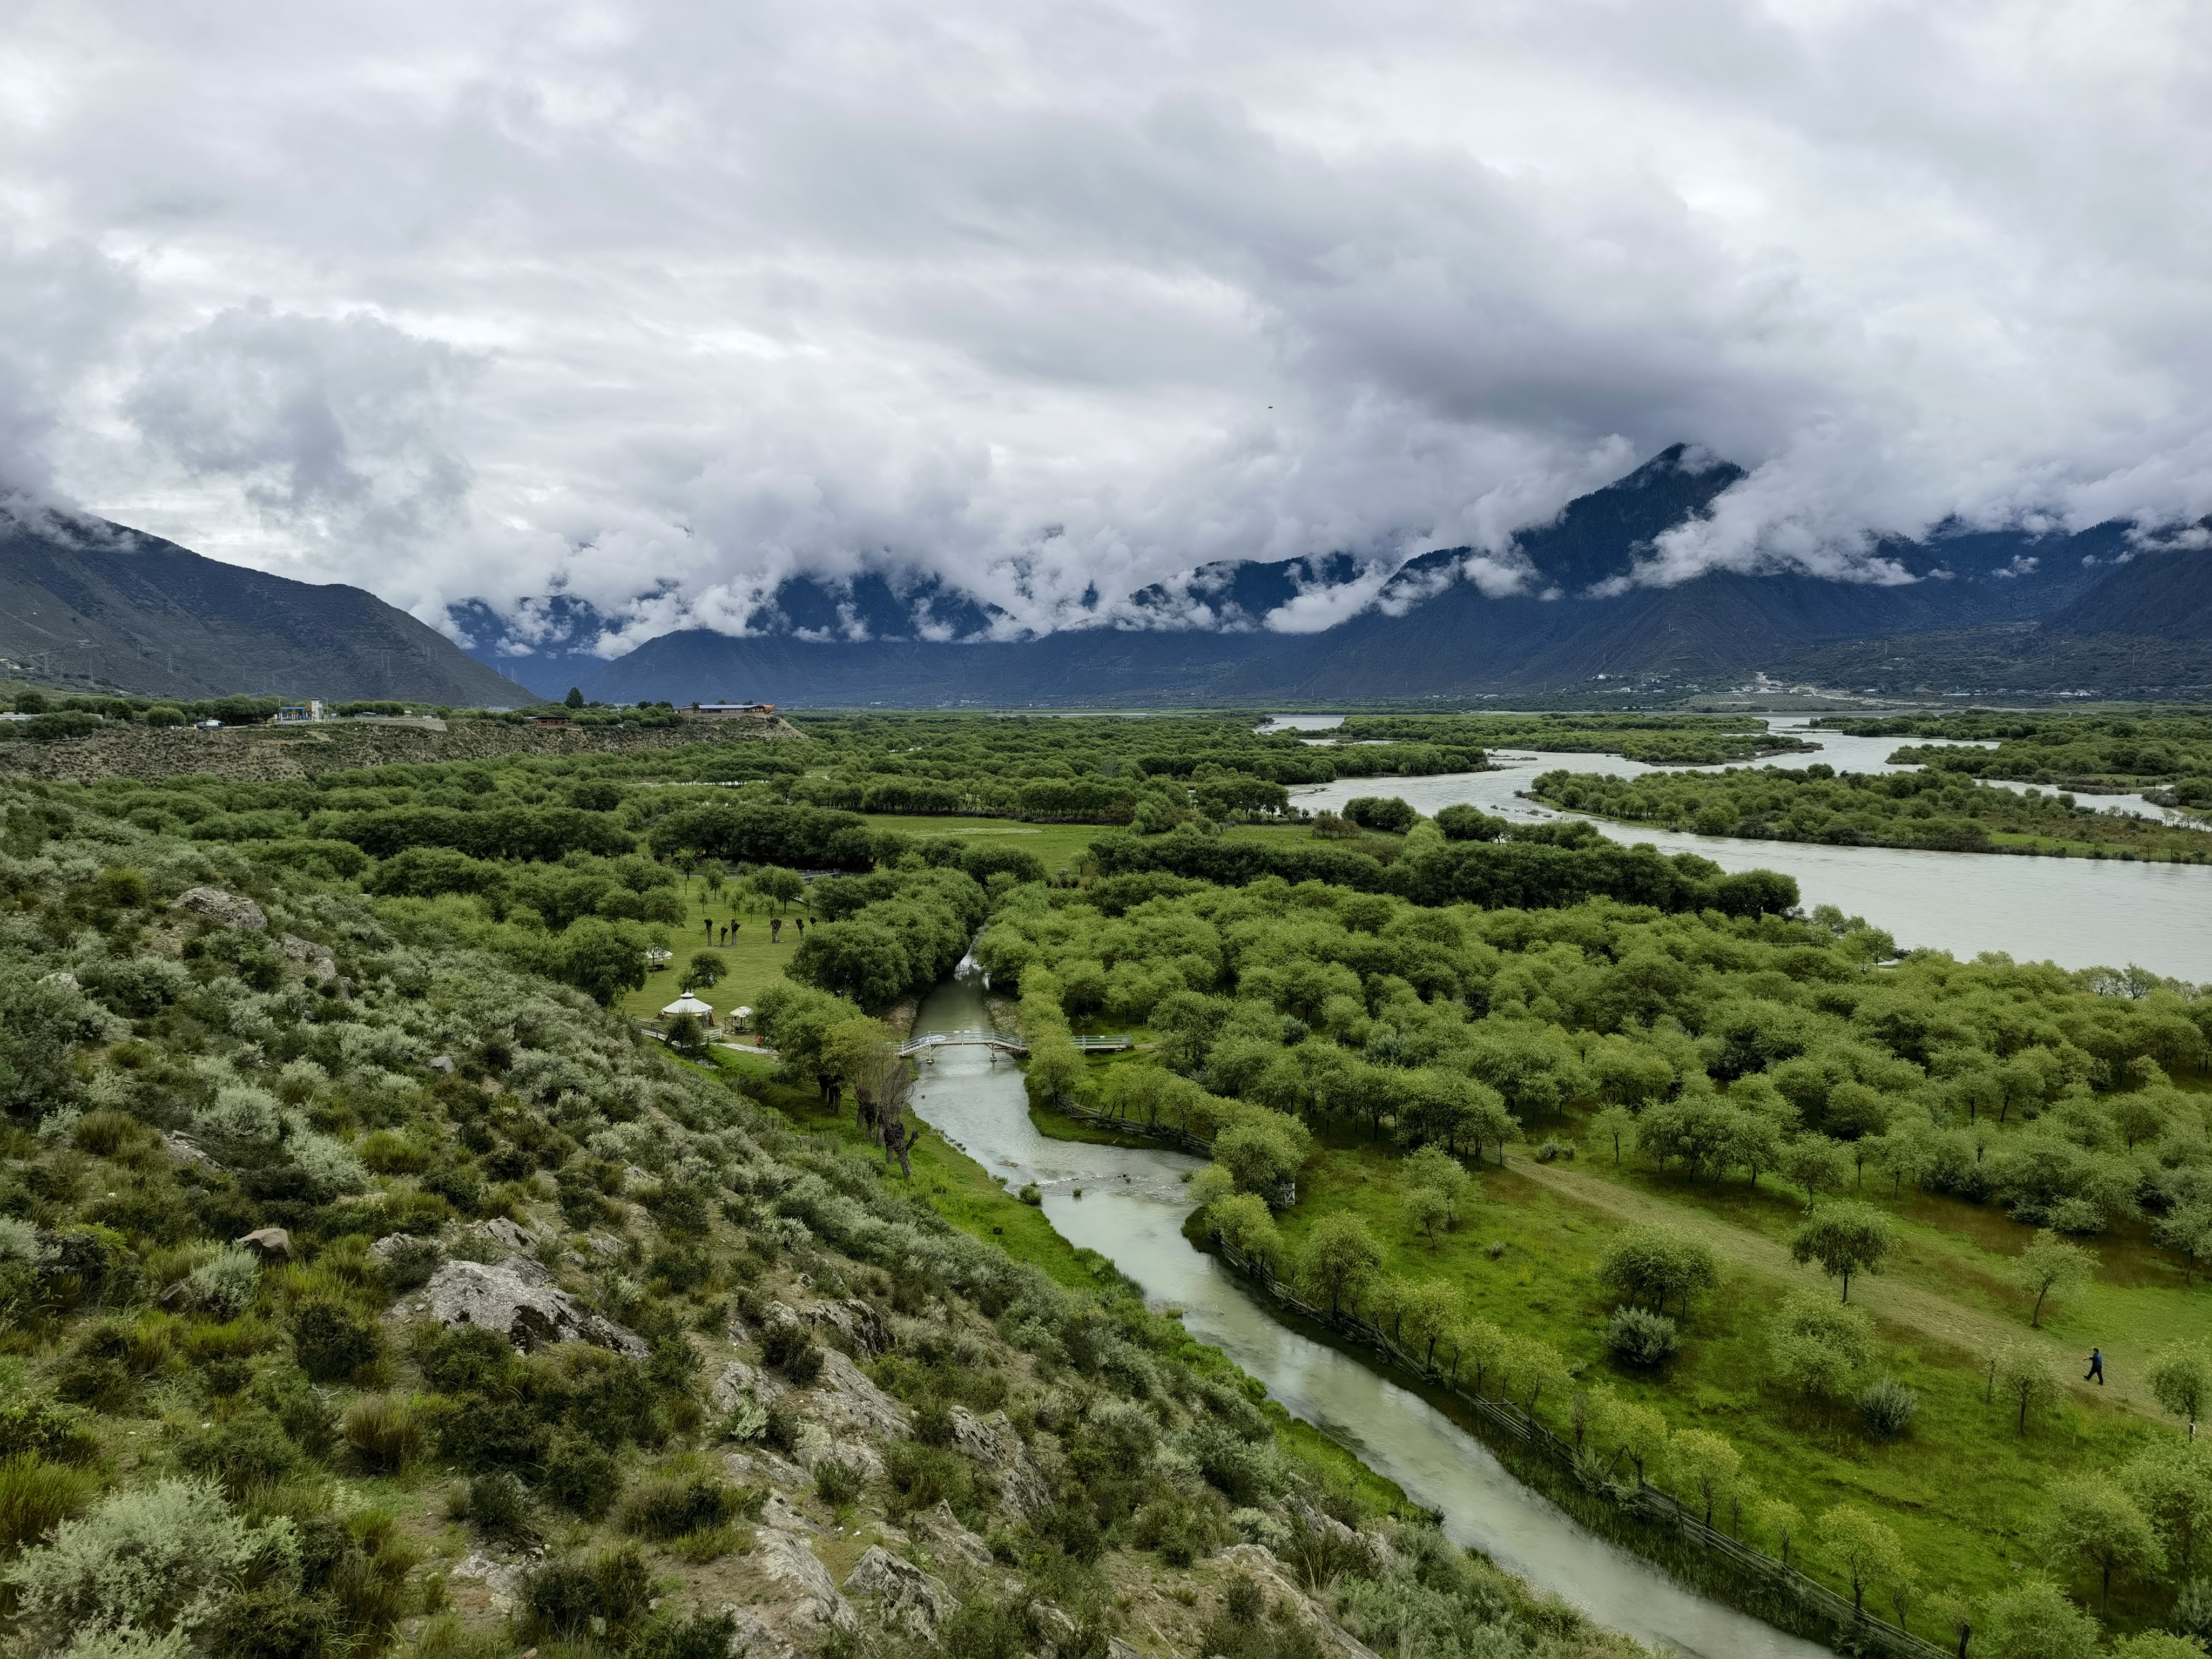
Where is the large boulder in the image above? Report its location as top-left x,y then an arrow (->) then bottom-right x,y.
279,933 -> 335,980
802,1297 -> 891,1356
948,1407 -> 1051,1519
915,1500 -> 994,1571
845,1547 -> 953,1641
410,1258 -> 646,1358
173,887 -> 267,932
811,1349 -> 909,1442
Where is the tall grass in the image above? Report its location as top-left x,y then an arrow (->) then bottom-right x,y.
342,1395 -> 426,1474
0,1455 -> 99,1554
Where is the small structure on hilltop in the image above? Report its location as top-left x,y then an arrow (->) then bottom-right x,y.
271,701 -> 326,724
680,701 -> 776,718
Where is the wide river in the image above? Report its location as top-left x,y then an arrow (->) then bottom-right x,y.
909,970 -> 1831,1659
1273,717 -> 2212,982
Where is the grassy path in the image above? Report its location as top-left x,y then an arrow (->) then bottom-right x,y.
1507,1150 -> 2160,1420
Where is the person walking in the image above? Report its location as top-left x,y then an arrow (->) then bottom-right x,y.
2085,1347 -> 2106,1385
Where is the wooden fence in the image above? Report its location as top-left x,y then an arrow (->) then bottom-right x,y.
1050,1100 -> 1948,1659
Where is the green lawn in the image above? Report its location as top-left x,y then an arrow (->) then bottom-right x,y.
1270,1138 -> 2166,1634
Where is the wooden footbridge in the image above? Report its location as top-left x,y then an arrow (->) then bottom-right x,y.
897,1029 -> 1134,1059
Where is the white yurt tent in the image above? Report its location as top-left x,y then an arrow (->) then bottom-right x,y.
660,995 -> 715,1027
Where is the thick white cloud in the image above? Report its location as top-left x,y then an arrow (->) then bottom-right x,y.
4,0 -> 2211,640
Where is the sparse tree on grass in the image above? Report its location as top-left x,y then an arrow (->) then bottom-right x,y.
1815,1503 -> 1911,1618
1595,1397 -> 1671,1489
686,950 -> 723,989
2014,1230 -> 2096,1328
1978,1579 -> 2099,1659
1670,1429 -> 1742,1529
1404,1184 -> 1449,1244
1926,1587 -> 1973,1659
1207,1192 -> 1285,1274
1596,1225 -> 1719,1318
2117,1438 -> 2212,1576
1397,1279 -> 1461,1370
1591,1104 -> 1638,1165
2152,1201 -> 2212,1285
2148,1341 -> 2212,1439
1994,1341 -> 2062,1434
1790,1202 -> 1896,1301
1501,1335 -> 1572,1422
1298,1213 -> 1383,1317
2038,1475 -> 2164,1616
1782,1135 -> 1851,1209
1401,1144 -> 1476,1226
1752,1498 -> 1804,1568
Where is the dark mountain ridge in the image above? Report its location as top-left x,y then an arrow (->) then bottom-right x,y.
577,446 -> 2163,705
0,508 -> 530,705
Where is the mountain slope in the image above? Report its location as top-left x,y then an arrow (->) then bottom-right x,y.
0,508 -> 530,705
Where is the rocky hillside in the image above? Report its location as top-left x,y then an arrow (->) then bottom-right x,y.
0,783 -> 1643,1659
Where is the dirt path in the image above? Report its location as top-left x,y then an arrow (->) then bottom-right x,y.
1508,1155 -> 2157,1420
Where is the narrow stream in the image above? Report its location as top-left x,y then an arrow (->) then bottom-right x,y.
908,970 -> 1831,1659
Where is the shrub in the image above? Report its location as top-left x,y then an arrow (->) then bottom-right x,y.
375,1236 -> 441,1295
1857,1377 -> 1919,1439
1131,1494 -> 1224,1566
541,1433 -> 623,1519
10,1478 -> 296,1644
0,1453 -> 98,1554
187,1247 -> 262,1319
812,1458 -> 863,1508
618,1476 -> 736,1540
200,1582 -> 334,1659
1606,1307 -> 1680,1368
518,1547 -> 653,1642
342,1395 -> 424,1473
0,1395 -> 101,1465
466,1470 -> 536,1542
883,1441 -> 975,1516
174,1407 -> 305,1500
2175,1577 -> 2212,1640
289,1300 -> 385,1384
761,1323 -> 822,1385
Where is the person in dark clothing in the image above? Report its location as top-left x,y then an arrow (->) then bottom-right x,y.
794,918 -> 805,937
2085,1348 -> 2105,1385
703,918 -> 712,940
771,918 -> 782,943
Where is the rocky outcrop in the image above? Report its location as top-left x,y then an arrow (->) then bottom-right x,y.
811,1350 -> 909,1441
409,1258 -> 646,1358
173,887 -> 267,932
1217,1545 -> 1386,1659
801,1297 -> 891,1356
744,1529 -> 858,1650
948,1407 -> 1050,1520
844,1546 -> 953,1640
278,933 -> 335,980
915,1500 -> 995,1571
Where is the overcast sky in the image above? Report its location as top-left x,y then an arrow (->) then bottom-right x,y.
5,0 -> 2210,652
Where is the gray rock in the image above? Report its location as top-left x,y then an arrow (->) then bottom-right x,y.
413,1259 -> 646,1358
917,1500 -> 994,1570
1029,1600 -> 1077,1646
712,1358 -> 777,1413
804,1297 -> 891,1356
949,1407 -> 1051,1520
810,1350 -> 909,1442
1108,1640 -> 1145,1659
235,1226 -> 292,1263
161,1131 -> 214,1167
278,934 -> 336,980
844,1546 -> 953,1640
751,1529 -> 858,1643
369,1232 -> 431,1261
449,1552 -> 522,1615
428,1055 -> 456,1074
173,886 -> 267,932
476,1217 -> 538,1253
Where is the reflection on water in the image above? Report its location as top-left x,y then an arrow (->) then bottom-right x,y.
910,973 -> 1830,1658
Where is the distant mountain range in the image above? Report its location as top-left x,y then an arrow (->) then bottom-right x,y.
481,445 -> 2198,705
15,448 -> 2209,708
0,509 -> 527,706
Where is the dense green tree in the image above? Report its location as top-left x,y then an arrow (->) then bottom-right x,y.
1790,1202 -> 1897,1301
2038,1475 -> 2164,1615
1297,1214 -> 1383,1317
